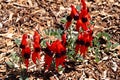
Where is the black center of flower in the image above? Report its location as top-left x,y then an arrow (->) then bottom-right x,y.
56,54 -> 61,58
90,31 -> 93,36
74,15 -> 79,21
55,50 -> 66,58
76,39 -> 85,45
20,44 -> 25,49
66,15 -> 72,22
45,48 -> 53,57
35,47 -> 40,52
79,40 -> 85,45
62,41 -> 68,46
61,51 -> 66,56
82,17 -> 88,23
24,53 -> 30,59
85,42 -> 90,47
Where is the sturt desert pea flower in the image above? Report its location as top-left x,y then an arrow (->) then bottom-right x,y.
51,40 -> 66,70
21,46 -> 31,68
20,34 -> 28,49
32,31 -> 41,64
44,33 -> 67,71
76,0 -> 91,31
75,30 -> 93,57
20,34 -> 31,68
61,33 -> 67,46
81,0 -> 87,9
65,5 -> 79,30
44,44 -> 53,70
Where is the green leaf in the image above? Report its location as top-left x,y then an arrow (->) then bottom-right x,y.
90,21 -> 94,25
5,61 -> 14,68
75,54 -> 83,61
93,38 -> 100,47
96,32 -> 102,38
41,39 -> 46,47
112,43 -> 120,48
102,32 -> 110,40
106,42 -> 112,49
60,17 -> 66,23
10,52 -> 20,63
95,56 -> 100,63
14,38 -> 21,47
76,5 -> 81,11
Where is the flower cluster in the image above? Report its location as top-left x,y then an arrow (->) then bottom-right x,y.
20,31 -> 67,71
44,33 -> 67,71
65,1 -> 90,31
20,31 -> 41,68
20,0 -> 94,71
32,31 -> 41,64
75,27 -> 93,57
20,34 -> 31,68
65,0 -> 94,57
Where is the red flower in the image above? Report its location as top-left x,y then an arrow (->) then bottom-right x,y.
33,31 -> 40,44
20,34 -> 31,68
75,30 -> 93,57
76,8 -> 90,31
70,5 -> 79,20
44,33 -> 66,71
75,0 -> 91,31
81,0 -> 86,9
20,34 -> 28,49
65,5 -> 79,30
21,47 -> 31,68
44,47 -> 53,70
76,19 -> 88,31
65,21 -> 72,30
62,33 -> 67,46
32,31 -> 41,64
55,50 -> 66,70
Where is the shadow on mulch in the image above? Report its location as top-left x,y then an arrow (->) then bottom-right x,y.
1,61 -> 82,80
64,61 -> 82,73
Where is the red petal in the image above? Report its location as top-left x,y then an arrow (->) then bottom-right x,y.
25,47 -> 31,54
82,46 -> 88,57
76,20 -> 88,31
75,44 -> 80,53
55,58 -> 60,70
60,55 -> 66,67
34,31 -> 40,43
32,52 -> 40,64
81,0 -> 86,9
24,59 -> 29,68
21,49 -> 25,57
71,5 -> 79,17
55,55 -> 66,71
80,46 -> 88,57
61,33 -> 66,45
57,43 -> 65,54
33,43 -> 40,50
44,54 -> 53,70
32,52 -> 36,64
46,42 -> 51,49
21,34 -> 28,47
65,21 -> 72,30
76,20 -> 82,31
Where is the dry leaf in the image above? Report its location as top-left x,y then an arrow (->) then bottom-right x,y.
27,0 -> 33,7
111,62 -> 118,72
8,11 -> 14,21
